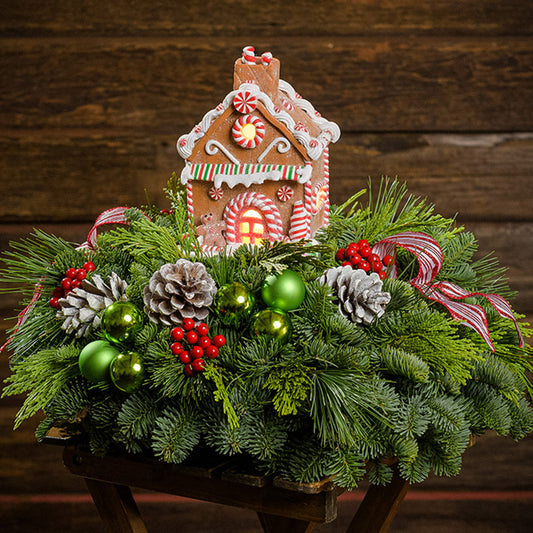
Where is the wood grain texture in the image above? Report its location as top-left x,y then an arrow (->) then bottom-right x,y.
1,37 -> 532,132
1,1 -> 532,37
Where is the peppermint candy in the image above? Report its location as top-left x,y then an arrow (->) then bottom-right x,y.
234,90 -> 257,114
294,122 -> 309,133
282,98 -> 294,111
232,115 -> 265,149
209,186 -> 224,201
242,46 -> 255,64
277,185 -> 294,202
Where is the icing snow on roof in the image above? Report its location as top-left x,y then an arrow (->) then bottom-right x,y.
177,80 -> 340,162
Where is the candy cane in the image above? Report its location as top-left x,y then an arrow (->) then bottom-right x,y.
242,46 -> 256,64
261,52 -> 273,65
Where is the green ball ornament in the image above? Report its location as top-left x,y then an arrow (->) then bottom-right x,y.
214,282 -> 255,326
252,309 -> 292,343
261,269 -> 306,311
101,301 -> 142,343
79,340 -> 119,383
109,351 -> 144,393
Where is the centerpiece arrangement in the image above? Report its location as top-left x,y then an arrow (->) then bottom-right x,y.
1,47 -> 531,491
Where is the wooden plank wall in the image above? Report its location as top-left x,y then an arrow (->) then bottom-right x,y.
0,2 -> 532,532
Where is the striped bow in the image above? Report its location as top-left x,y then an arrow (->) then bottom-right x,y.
371,232 -> 524,351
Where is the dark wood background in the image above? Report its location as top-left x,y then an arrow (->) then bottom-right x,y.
1,1 -> 532,531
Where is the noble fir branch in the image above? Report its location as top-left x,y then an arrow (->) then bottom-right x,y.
3,344 -> 81,428
379,346 -> 430,383
240,410 -> 291,461
151,404 -> 203,463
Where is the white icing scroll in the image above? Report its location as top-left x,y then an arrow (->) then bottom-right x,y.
205,140 -> 241,165
257,137 -> 291,163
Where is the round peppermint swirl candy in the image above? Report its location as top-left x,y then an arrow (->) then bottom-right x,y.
232,115 -> 265,149
233,90 -> 257,114
209,186 -> 224,201
277,185 -> 294,202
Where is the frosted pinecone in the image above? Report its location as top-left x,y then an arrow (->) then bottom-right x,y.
143,259 -> 217,326
57,273 -> 128,338
320,266 -> 391,325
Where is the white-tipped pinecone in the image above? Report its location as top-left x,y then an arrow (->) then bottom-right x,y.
143,259 -> 217,326
57,273 -> 128,337
320,266 -> 391,325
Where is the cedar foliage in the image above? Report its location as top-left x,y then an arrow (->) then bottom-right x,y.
1,177 -> 532,490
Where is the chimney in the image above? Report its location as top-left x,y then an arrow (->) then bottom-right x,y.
233,46 -> 280,99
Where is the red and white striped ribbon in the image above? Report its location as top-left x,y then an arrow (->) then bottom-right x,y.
79,206 -> 131,250
372,232 -> 524,351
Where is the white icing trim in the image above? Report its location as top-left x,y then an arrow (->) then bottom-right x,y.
205,140 -> 242,165
257,137 -> 291,163
176,80 -> 340,161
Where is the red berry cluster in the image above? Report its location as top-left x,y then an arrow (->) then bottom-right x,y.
49,261 -> 96,309
335,240 -> 393,280
170,318 -> 226,377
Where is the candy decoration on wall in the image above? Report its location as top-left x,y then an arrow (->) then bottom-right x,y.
262,269 -> 306,311
252,308 -> 292,344
109,351 -> 144,393
208,186 -> 224,201
78,340 -> 120,383
101,301 -> 142,344
214,282 -> 255,326
233,90 -> 257,114
276,185 -> 294,202
232,115 -> 265,149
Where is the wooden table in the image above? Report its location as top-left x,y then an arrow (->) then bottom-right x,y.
52,436 -> 409,533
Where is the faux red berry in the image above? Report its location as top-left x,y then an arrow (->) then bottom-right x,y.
371,261 -> 383,273
368,253 -> 381,264
358,260 -> 371,272
196,322 -> 209,336
53,288 -> 63,298
192,358 -> 206,372
205,345 -> 219,359
170,327 -> 185,341
182,318 -> 195,331
191,346 -> 204,359
61,278 -> 72,290
179,351 -> 191,364
212,335 -> 226,348
349,253 -> 362,266
379,271 -> 388,280
71,279 -> 82,289
171,342 -> 184,355
183,364 -> 195,377
185,330 -> 198,345
83,261 -> 96,272
341,261 -> 352,267
49,297 -> 60,308
359,246 -> 371,259
357,239 -> 369,248
76,269 -> 87,280
65,268 -> 77,279
198,336 -> 211,349
335,248 -> 346,262
346,242 -> 359,253
383,255 -> 393,267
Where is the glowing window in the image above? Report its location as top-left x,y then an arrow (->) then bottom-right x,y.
236,208 -> 265,244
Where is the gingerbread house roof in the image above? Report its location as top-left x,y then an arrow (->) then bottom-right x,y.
176,47 -> 340,163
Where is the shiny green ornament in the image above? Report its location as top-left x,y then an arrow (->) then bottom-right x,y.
109,351 -> 144,393
101,301 -> 142,343
79,340 -> 119,383
252,308 -> 292,343
261,269 -> 306,311
214,282 -> 255,326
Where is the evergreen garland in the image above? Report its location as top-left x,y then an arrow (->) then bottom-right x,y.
1,177 -> 532,491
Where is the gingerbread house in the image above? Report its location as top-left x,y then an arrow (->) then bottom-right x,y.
176,46 -> 340,251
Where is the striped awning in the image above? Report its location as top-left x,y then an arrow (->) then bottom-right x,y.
180,162 -> 312,189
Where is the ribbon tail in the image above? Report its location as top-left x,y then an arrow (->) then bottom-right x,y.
421,286 -> 495,351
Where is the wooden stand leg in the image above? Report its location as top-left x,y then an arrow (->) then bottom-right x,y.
85,478 -> 148,533
346,468 -> 410,533
257,512 -> 317,533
